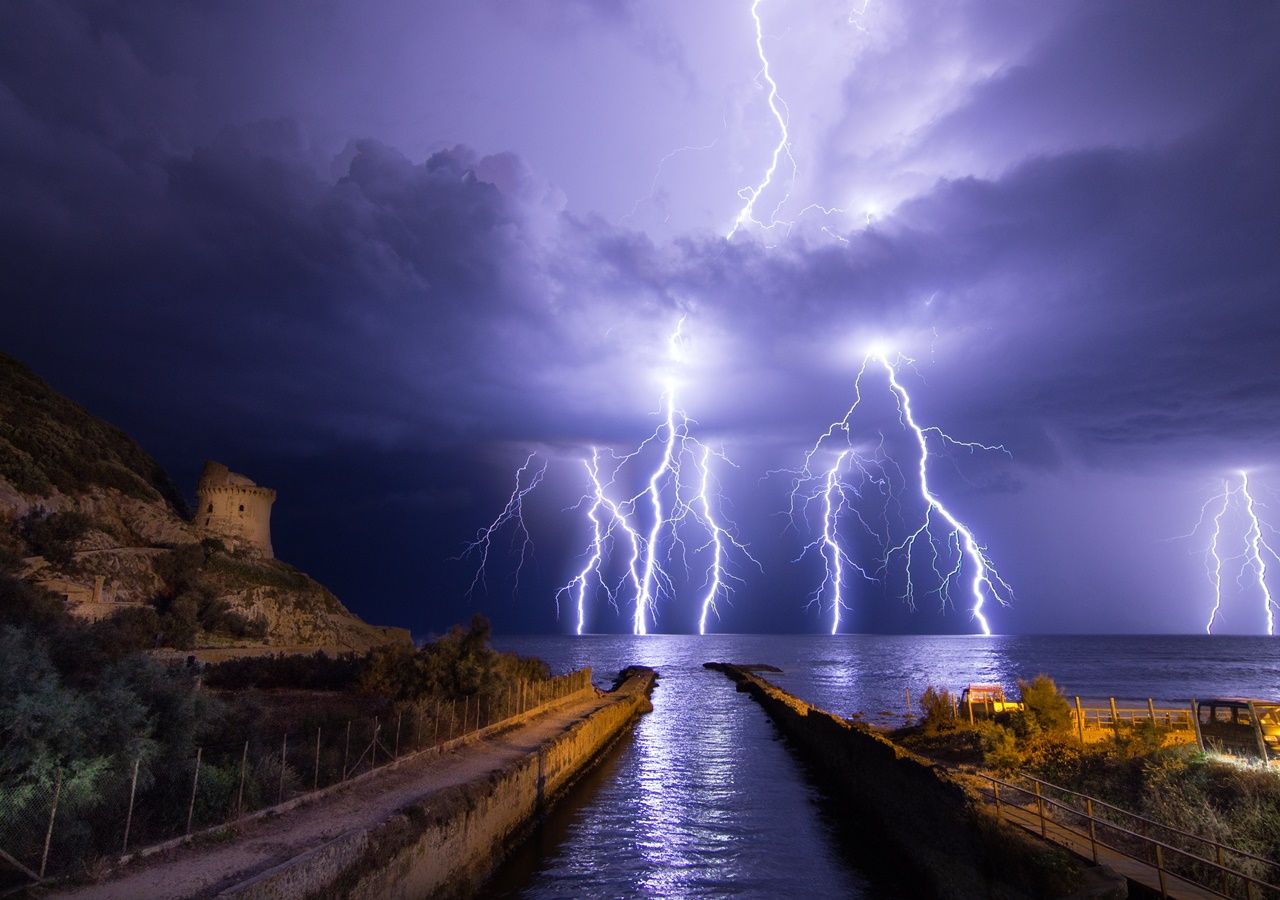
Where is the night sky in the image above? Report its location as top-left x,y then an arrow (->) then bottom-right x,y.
4,1 -> 1280,637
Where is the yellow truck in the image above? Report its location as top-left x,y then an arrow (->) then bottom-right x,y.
960,683 -> 1023,720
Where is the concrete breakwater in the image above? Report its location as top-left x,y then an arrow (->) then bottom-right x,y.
705,663 -> 1126,900
223,666 -> 657,900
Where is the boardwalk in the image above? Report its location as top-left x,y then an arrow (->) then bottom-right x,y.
54,689 -> 616,899
993,800 -> 1219,899
973,774 -> 1278,900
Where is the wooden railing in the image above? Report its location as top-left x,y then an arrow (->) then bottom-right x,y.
981,772 -> 1280,899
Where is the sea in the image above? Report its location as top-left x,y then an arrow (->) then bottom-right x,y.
484,634 -> 1280,899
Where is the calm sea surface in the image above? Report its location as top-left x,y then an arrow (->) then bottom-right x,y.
488,634 -> 1280,898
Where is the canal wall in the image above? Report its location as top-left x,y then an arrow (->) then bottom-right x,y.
706,664 -> 1127,900
220,667 -> 656,900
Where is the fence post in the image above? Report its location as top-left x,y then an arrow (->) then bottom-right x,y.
186,747 -> 202,834
278,734 -> 287,803
343,721 -> 352,779
1190,699 -> 1204,751
415,710 -> 423,751
395,712 -> 403,759
371,718 -> 379,772
904,687 -> 912,719
121,756 -> 141,854
1154,843 -> 1167,898
1033,780 -> 1046,837
1147,698 -> 1157,730
236,740 -> 248,818
39,768 -> 62,879
1109,697 -> 1121,743
1085,797 -> 1098,863
1075,696 -> 1085,745
1246,701 -> 1270,763
992,779 -> 1001,819
1216,845 -> 1226,895
314,727 -> 322,790
464,696 -> 470,735
434,701 -> 441,745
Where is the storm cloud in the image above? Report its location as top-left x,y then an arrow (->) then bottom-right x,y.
4,0 -> 1280,634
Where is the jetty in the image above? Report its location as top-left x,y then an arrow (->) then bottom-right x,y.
706,662 -> 1127,899
53,667 -> 656,899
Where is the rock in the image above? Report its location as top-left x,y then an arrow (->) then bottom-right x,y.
0,351 -> 408,652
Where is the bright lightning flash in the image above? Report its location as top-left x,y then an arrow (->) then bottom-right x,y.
556,321 -> 760,635
1181,471 -> 1279,635
787,351 -> 1013,634
727,0 -> 797,237
1239,472 -> 1279,635
458,452 -> 547,595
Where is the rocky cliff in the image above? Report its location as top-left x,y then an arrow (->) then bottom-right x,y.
0,353 -> 409,652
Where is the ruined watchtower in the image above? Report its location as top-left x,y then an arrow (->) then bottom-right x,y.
195,461 -> 275,557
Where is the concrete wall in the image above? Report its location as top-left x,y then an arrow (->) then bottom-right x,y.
706,664 -> 1125,900
221,668 -> 656,900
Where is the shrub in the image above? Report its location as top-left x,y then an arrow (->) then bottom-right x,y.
0,573 -> 70,630
90,606 -> 162,655
919,685 -> 956,733
980,722 -> 1024,772
204,651 -> 366,691
1019,674 -> 1072,733
19,508 -> 92,569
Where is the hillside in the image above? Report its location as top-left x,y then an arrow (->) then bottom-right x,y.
0,353 -> 409,653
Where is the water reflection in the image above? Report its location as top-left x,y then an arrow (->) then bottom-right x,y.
490,637 -> 879,898
490,634 -> 1279,897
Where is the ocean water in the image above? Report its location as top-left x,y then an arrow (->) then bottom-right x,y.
488,634 -> 1280,898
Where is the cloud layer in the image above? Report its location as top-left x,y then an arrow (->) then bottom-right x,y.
4,0 -> 1280,633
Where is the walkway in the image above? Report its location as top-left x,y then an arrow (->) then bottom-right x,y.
992,799 -> 1219,899
55,690 -> 614,899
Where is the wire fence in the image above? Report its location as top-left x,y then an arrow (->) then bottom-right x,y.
0,669 -> 593,888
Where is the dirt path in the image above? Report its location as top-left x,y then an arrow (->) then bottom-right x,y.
57,691 -> 615,900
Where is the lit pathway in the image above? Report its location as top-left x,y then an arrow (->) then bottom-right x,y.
55,690 -> 615,900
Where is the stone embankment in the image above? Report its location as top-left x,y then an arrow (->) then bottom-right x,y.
705,663 -> 1127,900
59,667 -> 656,900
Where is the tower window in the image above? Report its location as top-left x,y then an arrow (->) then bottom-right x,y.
207,503 -> 213,513
239,504 -> 245,512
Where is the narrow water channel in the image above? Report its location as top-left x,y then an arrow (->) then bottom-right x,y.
486,641 -> 895,898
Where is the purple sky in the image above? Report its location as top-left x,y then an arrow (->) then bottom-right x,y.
4,0 -> 1280,635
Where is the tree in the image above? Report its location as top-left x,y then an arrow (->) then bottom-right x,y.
919,685 -> 956,733
1019,674 -> 1072,733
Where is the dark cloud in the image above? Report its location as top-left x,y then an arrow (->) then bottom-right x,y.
3,1 -> 1280,633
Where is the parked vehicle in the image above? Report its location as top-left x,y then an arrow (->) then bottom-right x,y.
960,683 -> 1022,718
1194,698 -> 1280,761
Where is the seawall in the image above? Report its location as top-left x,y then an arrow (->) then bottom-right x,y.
705,663 -> 1126,900
219,667 -> 656,900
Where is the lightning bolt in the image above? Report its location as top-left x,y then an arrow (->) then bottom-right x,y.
1239,471 -> 1278,635
556,448 -> 645,635
1178,471 -> 1279,635
727,0 -> 797,237
635,387 -> 680,634
557,320 -> 759,634
786,351 -> 1012,634
458,452 -> 547,596
1203,479 -> 1233,634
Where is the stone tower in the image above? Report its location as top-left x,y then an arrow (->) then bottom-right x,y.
195,461 -> 276,557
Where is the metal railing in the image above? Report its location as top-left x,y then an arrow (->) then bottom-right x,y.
981,772 -> 1280,899
0,669 -> 593,890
